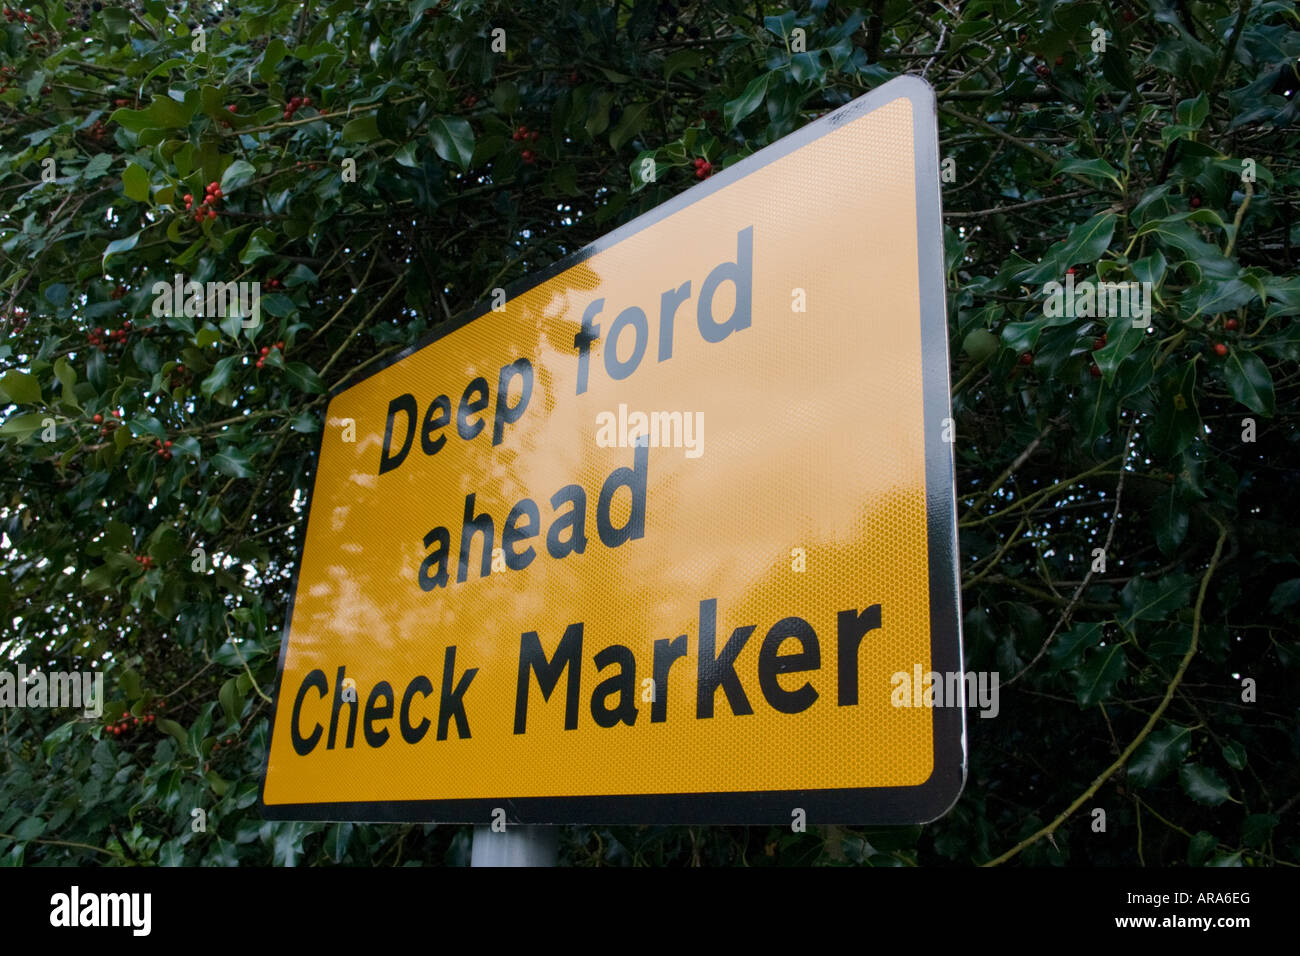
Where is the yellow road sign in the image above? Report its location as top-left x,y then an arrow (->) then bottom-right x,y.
261,75 -> 964,824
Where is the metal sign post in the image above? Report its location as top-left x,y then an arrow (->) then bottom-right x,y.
470,825 -> 558,867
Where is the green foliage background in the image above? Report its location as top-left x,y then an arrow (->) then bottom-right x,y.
1,0 -> 1297,866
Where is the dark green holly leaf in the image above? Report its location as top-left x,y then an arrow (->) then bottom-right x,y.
429,116 -> 474,171
1128,723 -> 1193,787
212,446 -> 255,478
1179,763 -> 1232,806
1221,349 -> 1274,416
1075,643 -> 1128,707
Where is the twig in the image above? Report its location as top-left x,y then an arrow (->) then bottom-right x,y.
0,832 -> 128,862
945,189 -> 1092,218
983,519 -> 1229,866
1007,425 -> 1136,685
1224,179 -> 1253,258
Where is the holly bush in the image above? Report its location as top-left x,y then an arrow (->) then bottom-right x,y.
0,0 -> 1296,866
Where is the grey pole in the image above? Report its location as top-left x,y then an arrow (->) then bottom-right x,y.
470,825 -> 558,867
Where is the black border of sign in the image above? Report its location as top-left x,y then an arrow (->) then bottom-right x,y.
259,73 -> 966,826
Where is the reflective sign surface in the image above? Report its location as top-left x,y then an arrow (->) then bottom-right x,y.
261,75 -> 964,824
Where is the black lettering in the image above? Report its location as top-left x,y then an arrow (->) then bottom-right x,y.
420,394 -> 451,455
837,604 -> 882,706
590,644 -> 638,728
457,493 -> 494,583
596,439 -> 648,548
546,485 -> 588,559
502,498 -> 540,571
758,617 -> 820,714
514,624 -> 583,734
604,305 -> 648,380
493,358 -> 533,445
437,645 -> 478,740
695,599 -> 754,719
379,393 -> 417,475
419,526 -> 451,590
697,226 -> 753,344
651,634 -> 688,723
457,376 -> 490,440
400,676 -> 433,744
658,281 -> 691,361
327,665 -> 357,749
575,298 -> 603,396
363,681 -> 394,748
290,669 -> 328,756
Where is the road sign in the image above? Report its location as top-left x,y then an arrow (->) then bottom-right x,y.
261,74 -> 964,825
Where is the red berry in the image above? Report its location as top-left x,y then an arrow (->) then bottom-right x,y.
1090,364 -> 1102,378
261,346 -> 270,355
530,131 -> 539,142
256,359 -> 264,368
183,193 -> 192,202
1224,318 -> 1239,331
164,439 -> 172,448
92,413 -> 103,424
207,208 -> 216,220
1213,343 -> 1227,356
112,409 -> 121,418
303,96 -> 312,106
276,341 -> 285,350
1019,353 -> 1033,365
1093,337 -> 1106,351
1191,196 -> 1201,208
1055,56 -> 1064,66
